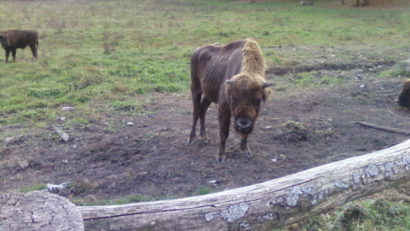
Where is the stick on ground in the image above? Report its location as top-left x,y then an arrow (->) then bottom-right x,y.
357,121 -> 410,136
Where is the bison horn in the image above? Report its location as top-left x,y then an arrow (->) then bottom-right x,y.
262,82 -> 273,88
225,80 -> 235,85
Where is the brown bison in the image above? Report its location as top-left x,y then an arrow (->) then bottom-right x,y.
398,79 -> 410,108
188,38 -> 272,162
0,30 -> 39,63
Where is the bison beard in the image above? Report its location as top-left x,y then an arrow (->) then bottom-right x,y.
189,38 -> 272,162
0,30 -> 39,63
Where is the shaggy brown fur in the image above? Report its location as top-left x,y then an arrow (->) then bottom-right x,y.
189,38 -> 272,162
0,30 -> 39,63
398,79 -> 410,108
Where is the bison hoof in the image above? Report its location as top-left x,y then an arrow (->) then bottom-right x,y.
214,155 -> 225,163
187,136 -> 196,145
246,151 -> 253,158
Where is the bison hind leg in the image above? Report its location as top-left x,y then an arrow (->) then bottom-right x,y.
199,98 -> 211,144
11,48 -> 16,62
188,90 -> 202,145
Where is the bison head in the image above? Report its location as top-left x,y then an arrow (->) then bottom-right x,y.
0,33 -> 10,48
225,73 -> 272,135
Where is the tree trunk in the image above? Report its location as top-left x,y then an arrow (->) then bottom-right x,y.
78,139 -> 410,231
0,191 -> 84,231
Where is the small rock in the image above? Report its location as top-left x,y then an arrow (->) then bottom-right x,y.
72,144 -> 77,148
60,117 -> 66,121
44,182 -> 70,193
359,84 -> 365,88
62,159 -> 68,164
208,180 -> 221,185
61,106 -> 74,112
5,137 -> 13,143
126,122 -> 135,126
18,160 -> 29,169
53,126 -> 69,142
271,158 -> 278,162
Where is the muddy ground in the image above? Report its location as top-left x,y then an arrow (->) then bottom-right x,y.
1,46 -> 410,203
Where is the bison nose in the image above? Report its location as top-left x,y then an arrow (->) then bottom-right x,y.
236,119 -> 252,129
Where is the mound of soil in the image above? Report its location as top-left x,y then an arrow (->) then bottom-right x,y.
1,47 -> 410,203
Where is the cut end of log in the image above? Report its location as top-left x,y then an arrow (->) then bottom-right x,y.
0,191 -> 84,231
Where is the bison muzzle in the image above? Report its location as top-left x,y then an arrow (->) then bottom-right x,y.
189,38 -> 272,162
0,30 -> 39,63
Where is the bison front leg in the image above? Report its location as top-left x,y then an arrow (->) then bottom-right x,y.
216,105 -> 231,162
4,48 -> 10,63
30,44 -> 38,59
240,135 -> 253,158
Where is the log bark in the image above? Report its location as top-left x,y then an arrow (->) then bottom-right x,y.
0,191 -> 84,231
78,139 -> 410,231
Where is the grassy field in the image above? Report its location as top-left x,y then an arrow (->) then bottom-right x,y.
0,0 -> 409,126
1,0 -> 410,230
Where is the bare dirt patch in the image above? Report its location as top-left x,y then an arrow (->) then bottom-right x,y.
1,46 -> 410,204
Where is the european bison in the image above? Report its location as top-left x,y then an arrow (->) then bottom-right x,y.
188,38 -> 272,162
398,79 -> 410,108
0,30 -> 39,63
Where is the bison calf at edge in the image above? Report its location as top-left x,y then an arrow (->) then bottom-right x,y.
189,38 -> 272,162
0,30 -> 39,63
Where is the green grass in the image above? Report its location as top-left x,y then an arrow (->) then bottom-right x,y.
379,62 -> 410,78
72,193 -> 175,206
0,0 -> 409,125
293,71 -> 344,87
18,183 -> 46,193
270,198 -> 410,231
193,185 -> 213,195
301,199 -> 410,231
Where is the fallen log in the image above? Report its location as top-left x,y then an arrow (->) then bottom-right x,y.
78,139 -> 410,231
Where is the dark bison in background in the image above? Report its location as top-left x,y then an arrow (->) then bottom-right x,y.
188,38 -> 272,162
0,30 -> 39,63
398,79 -> 410,108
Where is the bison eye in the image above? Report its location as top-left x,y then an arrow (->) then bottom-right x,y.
230,97 -> 238,105
253,98 -> 262,106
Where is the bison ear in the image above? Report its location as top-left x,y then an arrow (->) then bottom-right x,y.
262,82 -> 273,88
225,80 -> 235,86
